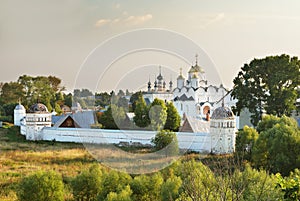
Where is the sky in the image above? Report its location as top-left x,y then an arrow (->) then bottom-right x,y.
1,0 -> 300,93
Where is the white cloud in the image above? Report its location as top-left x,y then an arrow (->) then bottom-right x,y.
95,19 -> 111,27
95,14 -> 153,28
124,14 -> 153,25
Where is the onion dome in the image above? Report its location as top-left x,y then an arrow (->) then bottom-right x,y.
29,103 -> 49,113
177,68 -> 185,80
211,106 -> 234,119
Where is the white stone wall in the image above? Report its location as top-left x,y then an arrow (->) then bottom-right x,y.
41,128 -> 212,153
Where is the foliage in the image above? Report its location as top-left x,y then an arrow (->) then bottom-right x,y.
161,173 -> 182,201
98,170 -> 132,201
276,169 -> 300,200
130,173 -> 163,201
252,115 -> 300,176
152,130 -> 179,156
106,185 -> 132,201
232,54 -> 300,126
129,91 -> 143,112
71,164 -> 103,201
95,92 -> 111,107
17,170 -> 64,201
98,106 -> 118,129
164,101 -> 181,131
235,125 -> 259,161
133,95 -> 150,128
149,98 -> 167,130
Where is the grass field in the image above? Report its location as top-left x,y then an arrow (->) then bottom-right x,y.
0,126 -> 97,200
0,126 -> 184,200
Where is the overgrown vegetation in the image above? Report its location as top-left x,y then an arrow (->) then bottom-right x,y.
1,124 -> 300,200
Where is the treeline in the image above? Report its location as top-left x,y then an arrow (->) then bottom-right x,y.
235,115 -> 300,177
98,94 -> 181,131
17,158 -> 300,201
0,74 -> 137,123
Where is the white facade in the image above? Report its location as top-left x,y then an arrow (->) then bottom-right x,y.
144,56 -> 237,121
14,103 -> 26,126
210,106 -> 237,154
173,58 -> 237,120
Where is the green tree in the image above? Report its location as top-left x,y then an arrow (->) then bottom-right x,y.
232,54 -> 300,126
161,174 -> 182,201
133,95 -> 150,128
164,101 -> 181,131
0,82 -> 25,104
98,106 -> 118,129
130,173 -> 163,201
235,125 -> 259,161
152,130 -> 179,156
252,115 -> 300,176
71,165 -> 103,201
17,171 -> 64,201
106,185 -> 132,201
129,91 -> 143,112
98,170 -> 132,201
111,104 -> 127,129
149,98 -> 167,130
95,92 -> 111,107
276,169 -> 300,201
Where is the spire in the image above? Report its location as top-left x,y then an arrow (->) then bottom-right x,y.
195,54 -> 198,66
159,65 -> 162,75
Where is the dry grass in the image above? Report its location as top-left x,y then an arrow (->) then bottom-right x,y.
0,127 -> 182,200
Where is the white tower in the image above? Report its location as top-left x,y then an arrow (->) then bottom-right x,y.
210,105 -> 236,154
14,102 -> 26,126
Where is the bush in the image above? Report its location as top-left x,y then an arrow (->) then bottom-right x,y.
17,171 -> 64,201
152,130 -> 179,156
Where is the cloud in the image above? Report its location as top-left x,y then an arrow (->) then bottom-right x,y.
124,14 -> 153,25
95,19 -> 110,27
94,14 -> 153,27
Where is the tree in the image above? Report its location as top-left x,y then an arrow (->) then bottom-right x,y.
130,173 -> 163,201
161,174 -> 182,201
98,106 -> 118,129
232,54 -> 300,126
106,185 -> 132,201
149,98 -> 167,130
129,91 -> 143,112
252,115 -> 300,176
133,95 -> 150,128
98,170 -> 132,201
235,125 -> 259,161
17,171 -> 64,201
276,169 -> 300,201
95,92 -> 111,107
0,82 -> 25,104
72,165 -> 103,201
152,130 -> 179,156
164,101 -> 181,131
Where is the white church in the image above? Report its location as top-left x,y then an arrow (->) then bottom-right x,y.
144,55 -> 237,120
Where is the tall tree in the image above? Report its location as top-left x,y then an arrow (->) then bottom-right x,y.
133,95 -> 150,128
164,102 -> 181,131
232,54 -> 300,126
149,98 -> 167,130
129,91 -> 143,112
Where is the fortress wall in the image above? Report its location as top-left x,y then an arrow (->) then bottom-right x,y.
41,128 -> 212,152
